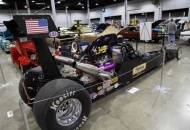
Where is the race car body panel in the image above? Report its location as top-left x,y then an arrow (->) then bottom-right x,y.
180,30 -> 190,44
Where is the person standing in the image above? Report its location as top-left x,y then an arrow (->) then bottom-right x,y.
166,19 -> 177,45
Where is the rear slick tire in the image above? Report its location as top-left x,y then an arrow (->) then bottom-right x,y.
33,79 -> 91,130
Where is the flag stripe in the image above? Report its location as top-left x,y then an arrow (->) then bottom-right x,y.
25,19 -> 49,34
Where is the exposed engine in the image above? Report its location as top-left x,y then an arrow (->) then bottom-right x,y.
59,53 -> 116,85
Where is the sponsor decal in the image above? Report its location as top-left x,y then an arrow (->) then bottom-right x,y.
74,116 -> 88,130
50,91 -> 76,111
133,63 -> 146,76
111,77 -> 118,84
49,31 -> 59,37
106,85 -> 114,92
97,86 -> 103,91
97,89 -> 105,96
103,80 -> 111,89
92,45 -> 108,55
90,92 -> 98,99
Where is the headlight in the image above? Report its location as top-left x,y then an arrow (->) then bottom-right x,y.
3,40 -> 10,45
30,54 -> 36,60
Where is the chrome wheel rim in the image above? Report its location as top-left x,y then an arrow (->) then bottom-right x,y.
56,98 -> 82,126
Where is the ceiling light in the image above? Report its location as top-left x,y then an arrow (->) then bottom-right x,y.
96,3 -> 98,6
47,6 -> 50,8
82,6 -> 84,9
57,1 -> 61,4
78,2 -> 81,5
114,0 -> 117,1
36,3 -> 45,5
66,6 -> 68,9
0,1 -> 6,4
32,0 -> 35,2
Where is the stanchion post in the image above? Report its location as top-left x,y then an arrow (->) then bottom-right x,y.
160,45 -> 166,87
136,40 -> 138,51
19,99 -> 30,130
162,33 -> 165,46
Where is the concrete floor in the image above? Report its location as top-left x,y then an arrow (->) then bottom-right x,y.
0,41 -> 190,130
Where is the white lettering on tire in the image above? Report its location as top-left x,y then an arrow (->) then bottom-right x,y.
74,116 -> 87,130
50,91 -> 76,111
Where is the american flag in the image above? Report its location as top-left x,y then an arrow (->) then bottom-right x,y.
25,19 -> 49,34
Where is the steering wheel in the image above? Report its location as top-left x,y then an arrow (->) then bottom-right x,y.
121,44 -> 138,60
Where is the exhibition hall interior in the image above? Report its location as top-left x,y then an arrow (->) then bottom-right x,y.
0,0 -> 190,130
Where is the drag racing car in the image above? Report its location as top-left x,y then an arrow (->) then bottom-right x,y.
9,15 -> 182,130
0,29 -> 13,53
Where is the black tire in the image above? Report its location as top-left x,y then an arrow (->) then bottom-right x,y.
154,39 -> 159,43
33,79 -> 91,130
5,51 -> 10,54
176,47 -> 182,60
188,39 -> 190,45
19,77 -> 33,107
128,39 -> 132,41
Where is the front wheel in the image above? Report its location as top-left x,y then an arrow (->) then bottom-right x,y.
33,79 -> 91,130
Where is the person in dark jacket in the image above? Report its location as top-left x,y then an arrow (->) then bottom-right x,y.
166,19 -> 177,45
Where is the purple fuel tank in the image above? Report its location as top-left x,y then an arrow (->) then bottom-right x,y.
98,61 -> 116,71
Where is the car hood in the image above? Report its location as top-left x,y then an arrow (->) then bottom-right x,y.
20,41 -> 36,51
181,30 -> 190,34
152,20 -> 165,28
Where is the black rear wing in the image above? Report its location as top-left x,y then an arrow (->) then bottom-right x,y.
4,15 -> 58,38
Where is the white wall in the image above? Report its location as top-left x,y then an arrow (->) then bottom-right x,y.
90,0 -> 190,25
0,9 -> 87,28
162,0 -> 190,10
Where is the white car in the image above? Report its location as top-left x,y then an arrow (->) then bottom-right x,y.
180,30 -> 190,44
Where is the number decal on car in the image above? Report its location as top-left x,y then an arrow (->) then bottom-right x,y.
92,45 -> 108,55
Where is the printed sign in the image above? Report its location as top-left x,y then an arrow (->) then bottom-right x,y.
140,22 -> 152,41
49,31 -> 59,37
133,63 -> 146,76
7,111 -> 13,118
127,87 -> 139,94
